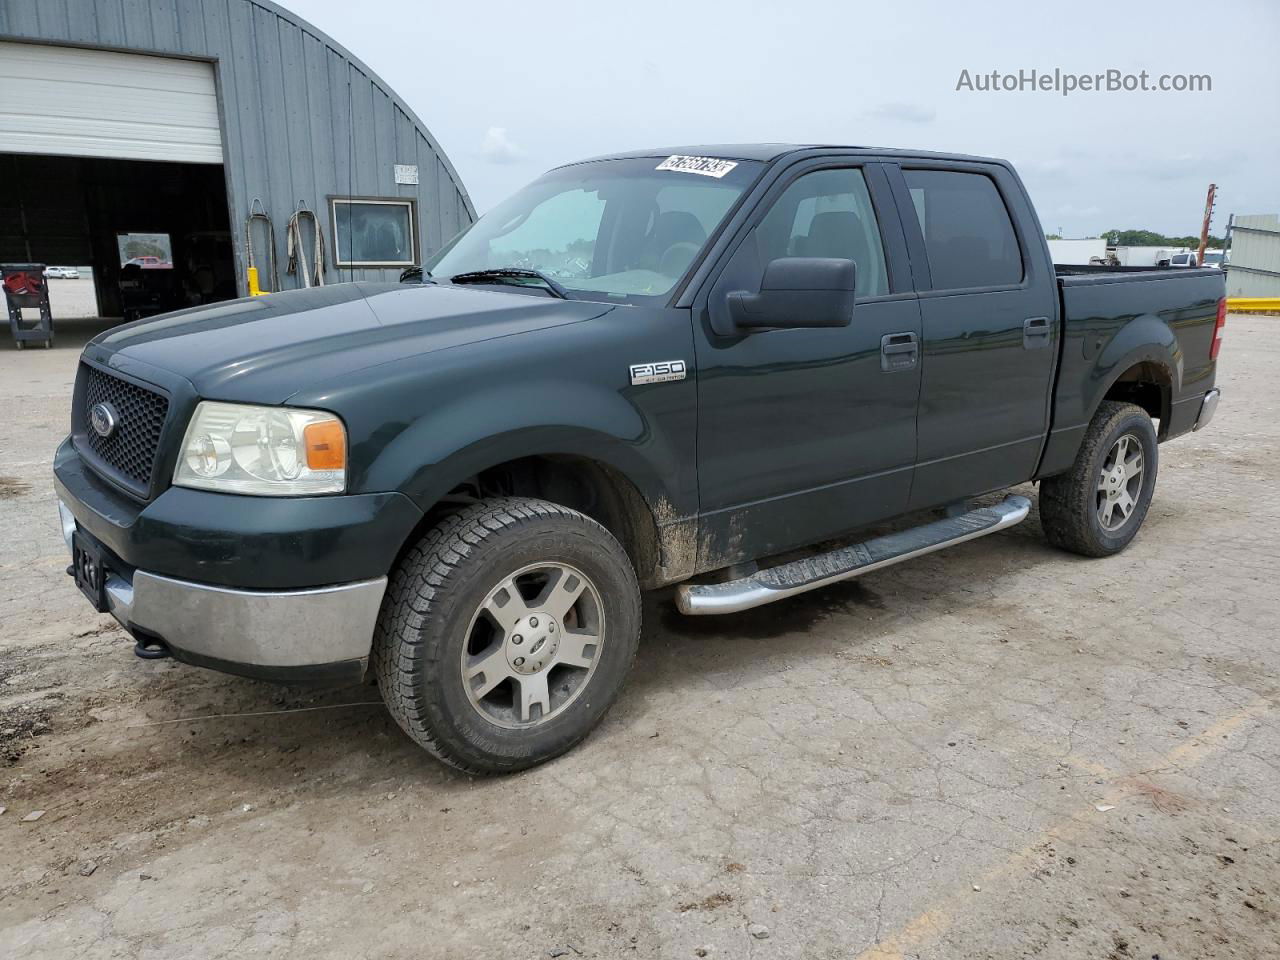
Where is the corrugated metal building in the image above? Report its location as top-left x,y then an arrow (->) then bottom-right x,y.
0,0 -> 474,317
1226,214 -> 1280,298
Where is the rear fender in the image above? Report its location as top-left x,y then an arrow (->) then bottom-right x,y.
1090,314 -> 1181,423
1037,311 -> 1180,479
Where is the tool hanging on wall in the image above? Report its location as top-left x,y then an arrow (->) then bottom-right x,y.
286,202 -> 327,288
244,198 -> 279,296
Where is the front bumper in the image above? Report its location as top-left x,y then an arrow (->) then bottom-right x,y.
53,437 -> 421,590
59,499 -> 388,685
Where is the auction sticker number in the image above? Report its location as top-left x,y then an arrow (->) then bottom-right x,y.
655,155 -> 739,179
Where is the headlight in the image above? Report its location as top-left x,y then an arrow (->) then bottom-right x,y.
173,401 -> 346,495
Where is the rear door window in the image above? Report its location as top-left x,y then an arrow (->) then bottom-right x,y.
903,169 -> 1023,290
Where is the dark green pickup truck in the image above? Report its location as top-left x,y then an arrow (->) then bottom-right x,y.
55,145 -> 1225,772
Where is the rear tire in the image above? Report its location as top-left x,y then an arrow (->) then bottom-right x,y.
374,497 -> 641,774
1040,401 -> 1158,557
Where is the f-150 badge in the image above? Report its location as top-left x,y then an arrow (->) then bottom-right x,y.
629,360 -> 687,385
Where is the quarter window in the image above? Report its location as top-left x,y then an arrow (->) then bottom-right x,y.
755,168 -> 889,298
903,170 -> 1023,289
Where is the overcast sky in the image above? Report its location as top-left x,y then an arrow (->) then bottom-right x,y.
289,0 -> 1278,238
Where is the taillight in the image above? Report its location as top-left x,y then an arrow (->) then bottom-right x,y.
1210,297 -> 1226,360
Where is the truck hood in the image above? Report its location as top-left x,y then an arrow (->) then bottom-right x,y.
87,282 -> 614,403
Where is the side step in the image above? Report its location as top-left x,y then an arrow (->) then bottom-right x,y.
675,495 -> 1031,615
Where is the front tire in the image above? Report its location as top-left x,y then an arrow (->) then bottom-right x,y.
374,498 -> 641,774
1040,401 -> 1159,557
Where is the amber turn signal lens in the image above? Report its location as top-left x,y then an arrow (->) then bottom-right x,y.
303,419 -> 346,470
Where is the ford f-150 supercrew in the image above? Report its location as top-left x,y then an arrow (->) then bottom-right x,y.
54,145 -> 1226,773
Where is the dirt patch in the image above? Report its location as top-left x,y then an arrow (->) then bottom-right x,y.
677,892 -> 734,913
0,654 -> 62,765
1122,778 -> 1192,814
0,475 -> 29,499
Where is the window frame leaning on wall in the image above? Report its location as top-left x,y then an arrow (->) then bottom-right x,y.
327,196 -> 421,269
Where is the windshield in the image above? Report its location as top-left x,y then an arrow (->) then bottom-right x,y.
424,157 -> 763,304
1204,252 -> 1223,265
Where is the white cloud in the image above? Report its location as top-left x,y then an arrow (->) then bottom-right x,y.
480,126 -> 525,165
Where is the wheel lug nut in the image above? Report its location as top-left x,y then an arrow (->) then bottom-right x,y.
514,657 -> 525,667
529,617 -> 538,628
512,635 -> 522,645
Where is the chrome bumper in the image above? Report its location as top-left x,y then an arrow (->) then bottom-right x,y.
1193,387 -> 1221,431
59,501 -> 386,670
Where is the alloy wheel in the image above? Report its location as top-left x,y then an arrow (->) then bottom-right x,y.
461,562 -> 605,728
1096,433 -> 1144,531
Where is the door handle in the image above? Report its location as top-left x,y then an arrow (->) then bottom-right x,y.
1023,316 -> 1051,349
881,332 -> 919,372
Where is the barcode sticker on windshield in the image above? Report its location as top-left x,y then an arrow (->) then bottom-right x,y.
655,155 -> 739,178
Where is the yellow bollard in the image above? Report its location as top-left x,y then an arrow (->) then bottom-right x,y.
247,266 -> 268,296
1226,297 -> 1280,313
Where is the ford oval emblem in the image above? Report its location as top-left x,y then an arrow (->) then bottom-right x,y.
90,402 -> 119,439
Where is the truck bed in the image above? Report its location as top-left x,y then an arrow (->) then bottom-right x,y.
1054,263 -> 1221,280
1036,264 -> 1224,479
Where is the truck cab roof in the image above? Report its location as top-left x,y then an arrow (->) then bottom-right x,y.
567,143 -> 1010,167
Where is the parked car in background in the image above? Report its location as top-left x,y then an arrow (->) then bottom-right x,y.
54,144 -> 1226,774
1112,246 -> 1190,267
1162,252 -> 1199,268
43,266 -> 80,279
125,256 -> 173,270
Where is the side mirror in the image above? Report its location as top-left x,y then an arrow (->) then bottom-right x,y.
727,257 -> 857,330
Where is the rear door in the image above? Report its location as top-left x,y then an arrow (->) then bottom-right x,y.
691,159 -> 922,568
886,162 -> 1058,509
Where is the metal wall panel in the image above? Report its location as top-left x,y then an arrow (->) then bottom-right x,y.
1226,215 -> 1280,298
0,0 -> 476,293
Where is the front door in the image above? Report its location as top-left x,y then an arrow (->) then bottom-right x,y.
692,161 -> 922,569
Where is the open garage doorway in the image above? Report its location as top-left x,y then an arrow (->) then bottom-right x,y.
0,154 -> 235,327
1,40 -> 234,348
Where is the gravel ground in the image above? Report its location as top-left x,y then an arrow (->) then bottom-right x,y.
1,314 -> 1276,959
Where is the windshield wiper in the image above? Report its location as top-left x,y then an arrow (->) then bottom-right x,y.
400,266 -> 433,283
448,268 -> 571,300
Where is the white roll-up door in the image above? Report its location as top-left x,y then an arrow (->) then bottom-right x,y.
0,41 -> 222,164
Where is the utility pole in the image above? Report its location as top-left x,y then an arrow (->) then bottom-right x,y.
1197,183 -> 1217,267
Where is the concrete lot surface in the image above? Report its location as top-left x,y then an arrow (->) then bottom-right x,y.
1,314 -> 1276,959
11,276 -> 103,322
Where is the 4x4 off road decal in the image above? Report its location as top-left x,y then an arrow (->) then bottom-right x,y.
629,360 -> 687,385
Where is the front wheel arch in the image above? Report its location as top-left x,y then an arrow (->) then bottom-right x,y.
389,449 -> 691,592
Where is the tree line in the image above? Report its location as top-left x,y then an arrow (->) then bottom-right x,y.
1045,229 -> 1225,248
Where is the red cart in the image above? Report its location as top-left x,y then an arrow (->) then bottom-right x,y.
2,263 -> 55,349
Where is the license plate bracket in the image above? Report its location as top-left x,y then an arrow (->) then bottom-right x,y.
72,531 -> 108,613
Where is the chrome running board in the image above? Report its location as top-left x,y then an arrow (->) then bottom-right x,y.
675,495 -> 1032,615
